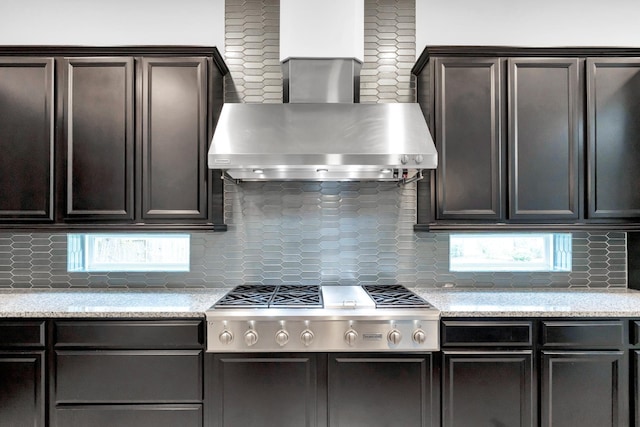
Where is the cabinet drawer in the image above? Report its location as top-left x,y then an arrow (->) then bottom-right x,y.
55,350 -> 202,403
54,320 -> 203,348
442,321 -> 532,347
541,321 -> 624,348
55,404 -> 202,427
0,321 -> 46,347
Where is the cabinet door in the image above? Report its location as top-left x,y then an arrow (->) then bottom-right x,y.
328,353 -> 438,427
209,353 -> 319,427
434,57 -> 502,220
0,58 -> 54,221
63,57 -> 134,220
587,58 -> 640,218
508,58 -> 580,220
442,351 -> 534,427
0,351 -> 45,427
541,351 -> 628,427
141,57 -> 208,221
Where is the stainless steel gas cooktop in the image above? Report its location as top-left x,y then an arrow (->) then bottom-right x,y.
206,284 -> 440,353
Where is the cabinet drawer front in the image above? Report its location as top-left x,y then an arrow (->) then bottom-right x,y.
0,321 -> 46,347
55,404 -> 202,427
54,320 -> 203,348
55,350 -> 202,403
442,321 -> 532,346
541,321 -> 624,348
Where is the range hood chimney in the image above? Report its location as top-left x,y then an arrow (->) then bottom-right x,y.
208,0 -> 437,182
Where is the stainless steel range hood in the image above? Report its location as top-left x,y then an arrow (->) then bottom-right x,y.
208,58 -> 437,182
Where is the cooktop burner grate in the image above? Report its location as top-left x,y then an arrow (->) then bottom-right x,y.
269,284 -> 323,308
214,284 -> 323,308
362,284 -> 433,308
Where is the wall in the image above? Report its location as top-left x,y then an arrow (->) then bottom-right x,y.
416,0 -> 640,52
0,183 -> 627,289
0,0 -> 225,50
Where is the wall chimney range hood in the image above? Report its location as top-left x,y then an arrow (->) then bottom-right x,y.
208,58 -> 437,182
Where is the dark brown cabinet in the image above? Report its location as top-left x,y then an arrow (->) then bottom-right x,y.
441,320 -> 535,427
0,47 -> 227,230
540,320 -> 628,427
421,53 -> 580,225
141,57 -> 208,221
0,320 -> 46,427
541,351 -> 627,427
587,58 -> 640,219
328,354 -> 438,427
415,47 -> 640,230
208,353 -> 321,427
62,57 -> 135,220
508,58 -> 580,220
443,351 -> 534,427
433,57 -> 502,220
51,319 -> 205,427
0,58 -> 55,222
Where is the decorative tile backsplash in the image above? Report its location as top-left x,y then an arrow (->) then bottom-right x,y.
0,181 -> 628,289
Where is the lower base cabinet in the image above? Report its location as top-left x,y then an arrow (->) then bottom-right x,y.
541,351 -> 628,427
208,353 -> 320,427
328,354 -> 438,427
0,351 -> 45,427
207,353 -> 438,427
51,320 -> 205,427
442,351 -> 535,427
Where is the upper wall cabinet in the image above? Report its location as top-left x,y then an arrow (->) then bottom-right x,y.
0,47 -> 228,230
508,58 -> 580,221
0,58 -> 55,221
414,47 -> 640,231
63,57 -> 135,220
587,58 -> 640,219
141,57 -> 208,222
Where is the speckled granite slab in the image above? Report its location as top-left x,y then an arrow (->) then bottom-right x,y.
1,288 -> 640,318
0,288 -> 231,318
413,289 -> 640,317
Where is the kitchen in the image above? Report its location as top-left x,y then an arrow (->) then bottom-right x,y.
1,0 -> 640,426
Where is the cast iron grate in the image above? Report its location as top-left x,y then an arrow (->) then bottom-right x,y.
215,284 -> 322,308
361,284 -> 433,308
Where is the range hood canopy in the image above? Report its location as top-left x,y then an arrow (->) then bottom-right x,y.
208,58 -> 437,182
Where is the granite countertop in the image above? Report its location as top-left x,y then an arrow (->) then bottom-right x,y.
1,287 -> 640,318
0,288 -> 230,318
413,288 -> 640,317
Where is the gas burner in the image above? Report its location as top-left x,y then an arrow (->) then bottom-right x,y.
362,284 -> 433,308
215,284 -> 322,309
214,285 -> 276,308
269,284 -> 323,308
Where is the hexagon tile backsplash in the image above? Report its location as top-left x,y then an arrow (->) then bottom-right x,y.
0,181 -> 628,289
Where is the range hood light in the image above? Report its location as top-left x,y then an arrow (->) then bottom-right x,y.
253,169 -> 264,174
317,168 -> 329,173
380,168 -> 393,174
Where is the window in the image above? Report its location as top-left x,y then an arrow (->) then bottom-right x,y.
67,233 -> 190,272
449,233 -> 571,272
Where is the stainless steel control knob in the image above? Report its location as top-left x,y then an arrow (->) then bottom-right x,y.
415,154 -> 424,164
244,329 -> 259,347
275,329 -> 290,347
300,329 -> 314,347
400,154 -> 409,165
344,329 -> 358,346
219,330 -> 234,345
412,329 -> 426,345
388,329 -> 402,345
